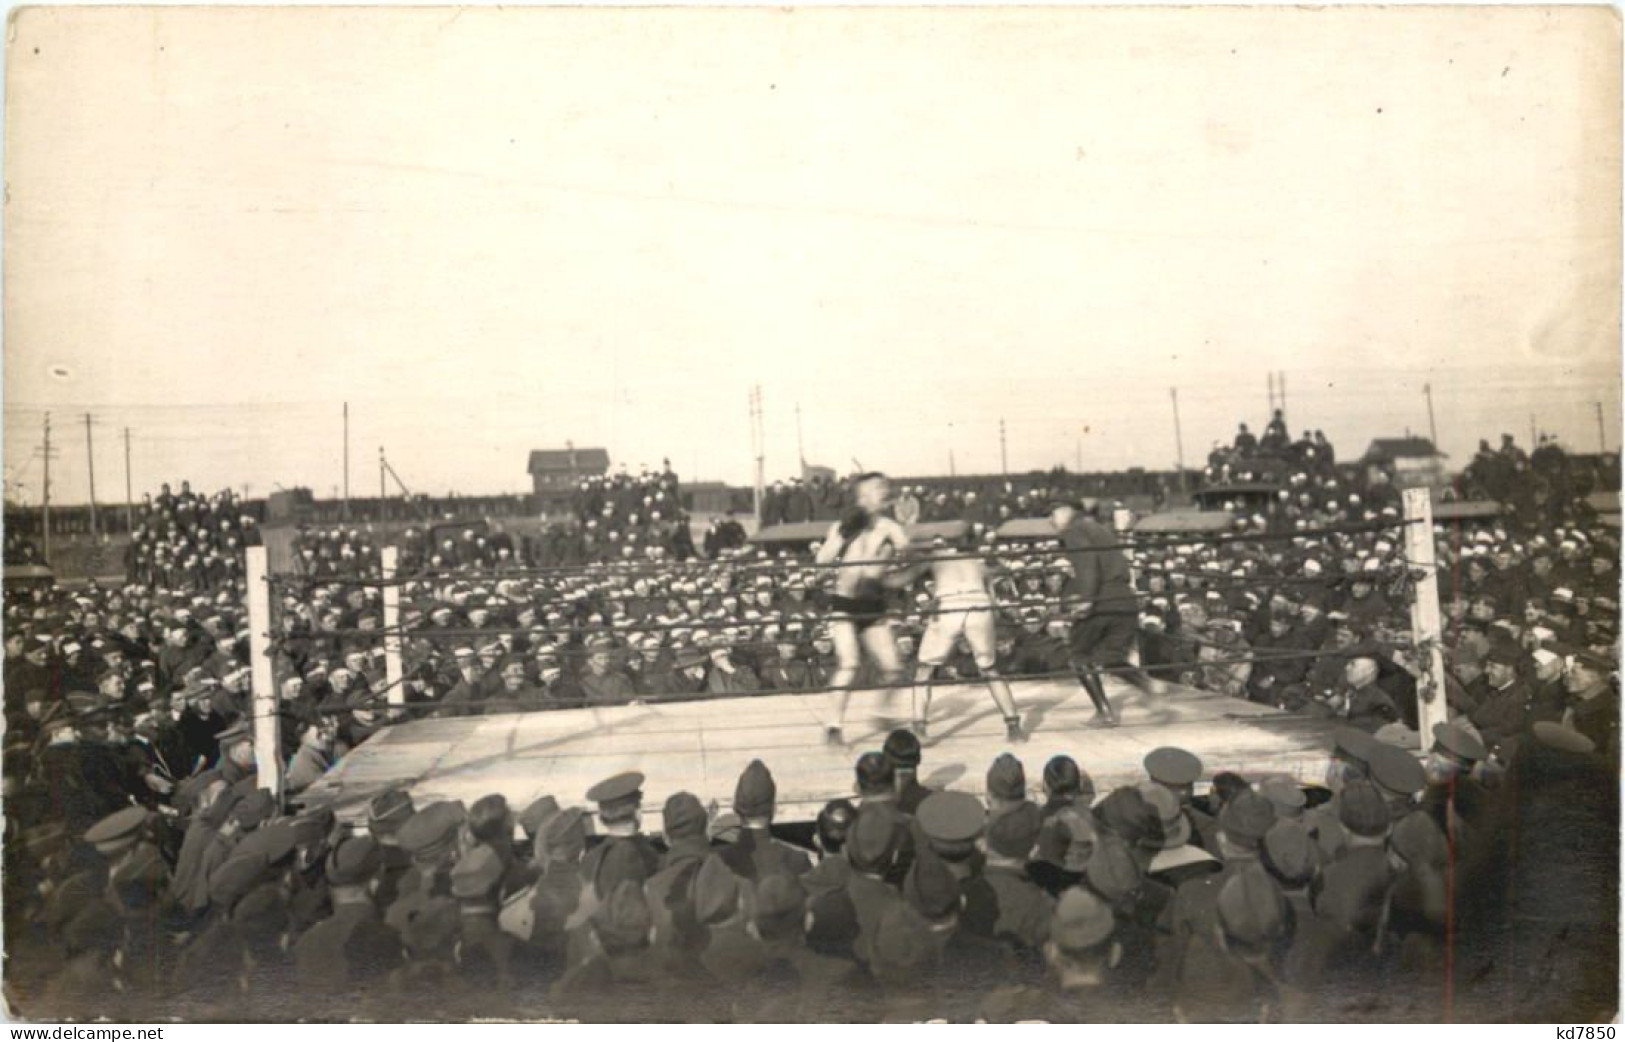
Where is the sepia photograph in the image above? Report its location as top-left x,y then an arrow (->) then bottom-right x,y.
1,4 -> 1620,1025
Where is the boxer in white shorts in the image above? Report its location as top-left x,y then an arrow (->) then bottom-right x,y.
886,533 -> 1024,742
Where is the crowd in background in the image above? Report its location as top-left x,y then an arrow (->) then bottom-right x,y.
1,411 -> 1618,1020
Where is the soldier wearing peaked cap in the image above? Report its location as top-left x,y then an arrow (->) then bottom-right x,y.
962,801 -> 1054,952
85,807 -> 171,910
294,835 -> 402,998
916,791 -> 988,882
385,800 -> 466,934
450,846 -> 516,993
1144,746 -> 1218,853
367,789 -> 416,909
580,772 -> 661,898
720,759 -> 812,882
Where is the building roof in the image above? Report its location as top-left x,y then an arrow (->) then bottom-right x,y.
527,448 -> 611,474
1362,437 -> 1445,463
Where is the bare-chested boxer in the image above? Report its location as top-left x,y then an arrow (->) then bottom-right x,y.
885,528 -> 1025,743
814,472 -> 911,745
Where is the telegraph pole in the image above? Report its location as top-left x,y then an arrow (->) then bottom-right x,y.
41,414 -> 52,564
1170,387 -> 1187,491
83,414 -> 98,538
795,402 -> 806,471
342,402 -> 351,520
123,427 -> 133,532
749,386 -> 766,521
1423,383 -> 1439,449
379,446 -> 387,520
999,418 -> 1008,475
1596,402 -> 1608,453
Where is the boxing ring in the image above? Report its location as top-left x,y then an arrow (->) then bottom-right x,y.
295,675 -> 1343,825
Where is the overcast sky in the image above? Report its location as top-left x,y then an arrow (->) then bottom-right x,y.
5,6 -> 1619,506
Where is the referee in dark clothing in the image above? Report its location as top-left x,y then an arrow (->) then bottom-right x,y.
1047,499 -> 1145,726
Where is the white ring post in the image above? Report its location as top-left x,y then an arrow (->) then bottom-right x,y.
382,546 -> 404,706
246,546 -> 283,799
1403,488 -> 1449,742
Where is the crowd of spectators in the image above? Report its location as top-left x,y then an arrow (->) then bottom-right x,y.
2,412 -> 1618,1020
4,714 -> 1614,1020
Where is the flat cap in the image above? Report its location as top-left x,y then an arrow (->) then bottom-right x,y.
1084,837 -> 1143,905
518,795 -> 560,838
1136,783 -> 1190,850
662,791 -> 708,841
986,801 -> 1043,859
1144,746 -> 1203,787
396,801 -> 466,859
1390,812 -> 1447,871
1261,821 -> 1317,888
450,845 -> 505,899
847,806 -> 901,874
537,806 -> 588,861
215,719 -> 253,747
916,791 -> 986,845
1571,648 -> 1616,673
1094,787 -> 1157,847
1217,868 -> 1289,947
1431,722 -> 1487,764
1532,720 -> 1597,756
733,759 -> 777,819
326,834 -> 381,886
1218,790 -> 1276,849
85,806 -> 151,848
986,753 -> 1027,802
1333,726 -> 1378,765
1338,781 -> 1391,838
882,729 -> 922,769
234,820 -> 299,866
367,789 -> 416,835
1367,745 -> 1426,800
1051,887 -> 1115,952
693,854 -> 741,926
1258,776 -> 1307,817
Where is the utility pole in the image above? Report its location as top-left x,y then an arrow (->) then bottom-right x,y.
1529,413 -> 1538,448
123,427 -> 133,533
41,414 -> 52,564
1170,387 -> 1187,491
379,446 -> 387,521
83,414 -> 98,538
749,386 -> 766,521
1423,383 -> 1439,449
999,418 -> 1008,475
1267,372 -> 1276,414
342,402 -> 350,520
1596,402 -> 1608,453
1280,371 -> 1287,420
795,402 -> 806,472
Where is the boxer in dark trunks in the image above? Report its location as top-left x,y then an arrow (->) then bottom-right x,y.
814,472 -> 911,745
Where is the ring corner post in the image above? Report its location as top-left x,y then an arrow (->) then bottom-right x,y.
382,545 -> 405,705
246,545 -> 284,801
1402,487 -> 1449,743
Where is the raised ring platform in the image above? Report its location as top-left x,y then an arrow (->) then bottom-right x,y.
299,677 -> 1342,826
